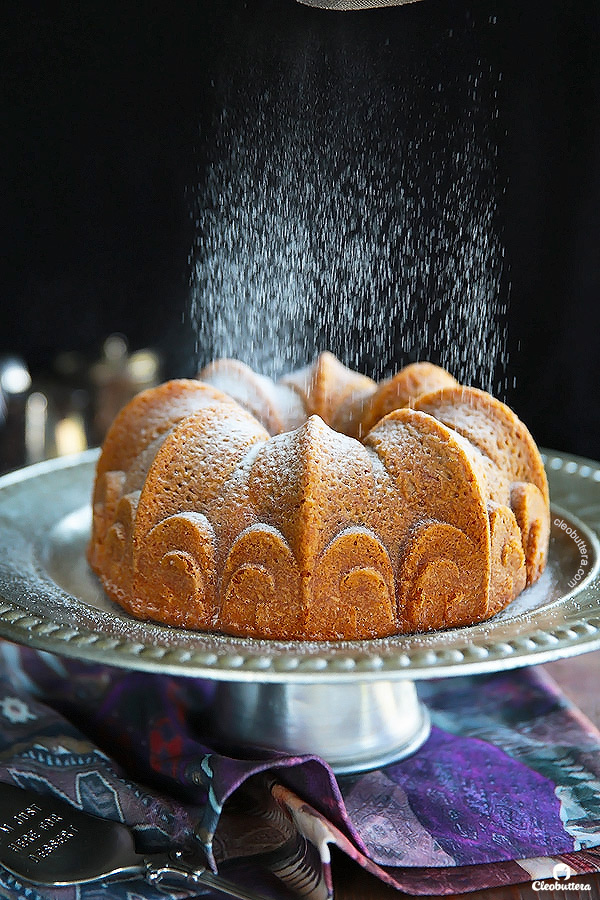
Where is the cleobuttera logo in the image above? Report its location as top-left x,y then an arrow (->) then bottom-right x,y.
553,864 -> 572,881
532,862 -> 591,892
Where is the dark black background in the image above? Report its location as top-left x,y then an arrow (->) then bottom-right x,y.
3,0 -> 600,458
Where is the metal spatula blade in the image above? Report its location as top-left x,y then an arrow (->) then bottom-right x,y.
0,783 -> 259,899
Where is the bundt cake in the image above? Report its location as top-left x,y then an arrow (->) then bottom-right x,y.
87,352 -> 550,640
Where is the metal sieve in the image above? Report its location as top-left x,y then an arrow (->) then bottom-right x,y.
297,0 -> 421,9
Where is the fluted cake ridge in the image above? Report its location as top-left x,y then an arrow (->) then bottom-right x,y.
88,353 -> 549,640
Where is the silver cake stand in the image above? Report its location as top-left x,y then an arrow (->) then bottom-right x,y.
0,449 -> 599,774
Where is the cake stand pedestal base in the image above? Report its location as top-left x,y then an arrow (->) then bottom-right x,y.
210,678 -> 431,774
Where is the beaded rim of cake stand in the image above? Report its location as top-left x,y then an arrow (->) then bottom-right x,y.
0,449 -> 598,682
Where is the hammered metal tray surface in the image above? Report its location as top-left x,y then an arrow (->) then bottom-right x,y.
0,449 -> 599,682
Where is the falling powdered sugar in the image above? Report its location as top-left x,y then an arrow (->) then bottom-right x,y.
188,20 -> 508,393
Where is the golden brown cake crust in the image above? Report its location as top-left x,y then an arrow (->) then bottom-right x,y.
88,354 -> 550,640
352,362 -> 459,439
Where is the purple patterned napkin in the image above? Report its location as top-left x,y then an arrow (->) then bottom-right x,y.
0,640 -> 599,899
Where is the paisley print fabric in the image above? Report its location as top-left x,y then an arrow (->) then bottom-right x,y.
0,642 -> 599,898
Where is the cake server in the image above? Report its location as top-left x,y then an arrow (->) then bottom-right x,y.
0,782 -> 260,898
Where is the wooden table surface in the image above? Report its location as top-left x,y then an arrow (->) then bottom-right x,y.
331,652 -> 600,899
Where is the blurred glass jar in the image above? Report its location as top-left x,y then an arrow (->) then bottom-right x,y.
89,335 -> 161,446
0,337 -> 161,474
